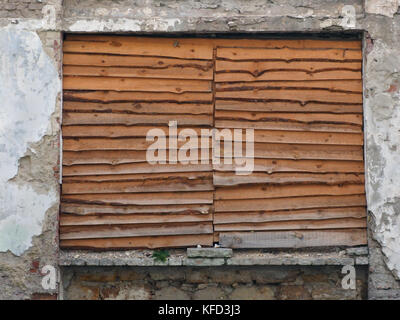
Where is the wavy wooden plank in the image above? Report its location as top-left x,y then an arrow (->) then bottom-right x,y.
214,207 -> 366,224
64,56 -> 213,80
215,184 -> 365,200
64,76 -> 212,93
214,172 -> 365,186
216,60 -> 362,82
62,191 -> 213,205
217,143 -> 363,161
60,222 -> 213,240
63,162 -> 212,176
61,202 -> 212,215
212,39 -> 361,49
217,70 -> 362,82
219,229 -> 367,248
217,80 -> 362,93
65,35 -> 361,49
215,119 -> 361,133
60,234 -> 214,249
62,125 -> 211,138
63,38 -> 214,60
60,212 -> 213,226
215,110 -> 362,125
216,89 -> 362,104
63,174 -> 213,194
63,137 -> 212,151
63,150 -> 211,167
63,112 -> 213,126
215,194 -> 366,212
217,47 -> 362,61
220,130 -> 363,145
215,217 -> 366,231
216,100 -> 362,114
63,171 -> 212,182
63,101 -> 213,115
63,91 -> 213,103
214,159 -> 364,173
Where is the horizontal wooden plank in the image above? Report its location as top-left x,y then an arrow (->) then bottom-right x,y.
63,163 -> 212,176
215,194 -> 366,212
65,35 -> 361,50
215,184 -> 365,200
212,39 -> 361,49
60,234 -> 214,249
217,143 -> 363,161
62,173 -> 213,194
62,125 -> 211,138
63,76 -> 212,93
61,202 -> 212,215
219,229 -> 367,248
63,171 -> 212,183
63,151 -> 211,167
217,47 -> 362,61
60,212 -> 213,226
214,172 -> 364,186
216,70 -> 361,82
63,65 -> 214,80
215,119 -> 361,133
221,130 -> 363,145
64,91 -> 213,103
216,80 -> 362,93
60,222 -> 213,240
216,89 -> 362,104
63,137 -> 212,151
215,111 -> 362,126
63,38 -> 214,60
214,207 -> 366,224
63,112 -> 213,126
214,217 -> 366,232
214,159 -> 364,173
62,191 -> 213,205
215,60 -> 362,82
63,102 -> 213,115
63,56 -> 213,80
216,100 -> 362,114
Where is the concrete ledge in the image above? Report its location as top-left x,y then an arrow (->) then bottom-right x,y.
59,247 -> 368,267
187,248 -> 233,258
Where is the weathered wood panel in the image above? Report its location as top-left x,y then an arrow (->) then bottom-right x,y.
219,229 -> 367,248
60,234 -> 214,249
61,35 -> 366,250
214,207 -> 366,224
61,35 -> 215,249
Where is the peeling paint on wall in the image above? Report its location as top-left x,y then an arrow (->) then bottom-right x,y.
365,40 -> 400,279
0,26 -> 60,255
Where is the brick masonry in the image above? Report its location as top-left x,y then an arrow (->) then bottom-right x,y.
62,266 -> 368,300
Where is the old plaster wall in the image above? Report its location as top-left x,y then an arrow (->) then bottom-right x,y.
0,0 -> 62,299
1,0 -> 400,300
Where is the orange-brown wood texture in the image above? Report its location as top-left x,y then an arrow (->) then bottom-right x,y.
61,35 -> 366,250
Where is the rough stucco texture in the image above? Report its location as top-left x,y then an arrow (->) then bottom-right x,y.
0,26 -> 59,255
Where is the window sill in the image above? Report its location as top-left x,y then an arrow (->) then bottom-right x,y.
59,247 -> 368,267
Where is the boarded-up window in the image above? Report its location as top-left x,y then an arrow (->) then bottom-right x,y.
60,35 -> 366,250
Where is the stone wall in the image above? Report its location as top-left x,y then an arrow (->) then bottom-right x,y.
62,266 -> 368,300
1,0 -> 400,300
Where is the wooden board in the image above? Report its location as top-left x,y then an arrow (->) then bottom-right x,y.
61,35 -> 366,250
219,229 -> 367,248
214,206 -> 366,224
215,60 -> 362,82
214,172 -> 364,186
60,234 -> 214,249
